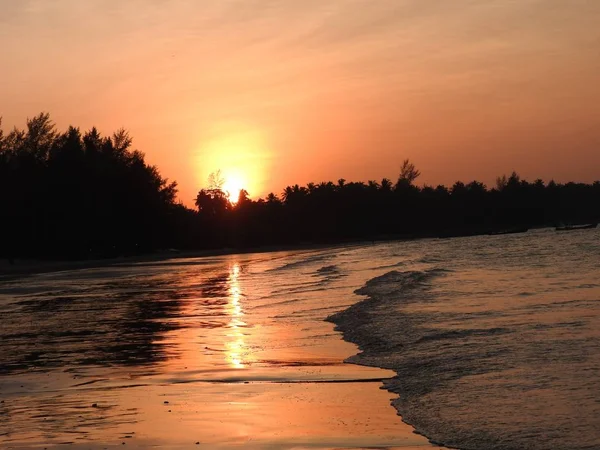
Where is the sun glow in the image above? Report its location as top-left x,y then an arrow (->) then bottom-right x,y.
222,170 -> 247,204
196,122 -> 271,203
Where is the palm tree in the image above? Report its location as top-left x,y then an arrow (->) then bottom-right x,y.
380,178 -> 393,192
367,180 -> 380,191
266,192 -> 280,205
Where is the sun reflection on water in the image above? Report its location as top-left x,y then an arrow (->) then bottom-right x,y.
226,262 -> 247,368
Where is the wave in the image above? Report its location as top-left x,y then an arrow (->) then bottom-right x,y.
414,327 -> 510,344
353,268 -> 448,299
328,263 -> 600,450
328,268 -> 513,450
313,264 -> 347,286
316,265 -> 338,274
267,253 -> 333,272
327,269 -> 449,360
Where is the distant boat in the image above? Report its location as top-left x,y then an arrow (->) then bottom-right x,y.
555,223 -> 598,231
487,226 -> 529,236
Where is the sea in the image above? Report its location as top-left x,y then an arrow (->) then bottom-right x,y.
1,227 -> 599,449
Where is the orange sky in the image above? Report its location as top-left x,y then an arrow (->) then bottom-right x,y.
2,1 -> 600,205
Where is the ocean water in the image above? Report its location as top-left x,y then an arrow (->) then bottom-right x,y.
331,228 -> 600,450
0,227 -> 599,449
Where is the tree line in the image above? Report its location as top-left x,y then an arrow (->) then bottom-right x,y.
1,114 -> 599,260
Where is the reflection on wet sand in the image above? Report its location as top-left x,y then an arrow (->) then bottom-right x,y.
226,262 -> 247,369
0,251 -> 441,449
0,270 -> 187,376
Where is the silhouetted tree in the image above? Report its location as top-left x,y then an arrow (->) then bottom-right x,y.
396,159 -> 421,189
0,114 -> 181,259
2,113 -> 599,261
208,170 -> 226,191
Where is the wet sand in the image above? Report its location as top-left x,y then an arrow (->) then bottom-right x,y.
2,363 -> 433,449
0,250 -> 444,449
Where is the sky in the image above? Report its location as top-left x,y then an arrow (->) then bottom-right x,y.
1,0 -> 600,205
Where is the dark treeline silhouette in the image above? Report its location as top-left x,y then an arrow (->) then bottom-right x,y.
1,114 -> 599,260
0,114 -> 182,259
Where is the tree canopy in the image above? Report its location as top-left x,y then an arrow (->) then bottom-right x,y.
0,114 -> 178,259
1,114 -> 599,260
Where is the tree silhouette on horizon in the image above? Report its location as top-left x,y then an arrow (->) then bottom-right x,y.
1,113 -> 599,261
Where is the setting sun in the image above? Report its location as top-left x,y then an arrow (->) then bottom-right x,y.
222,170 -> 247,204
196,122 -> 271,203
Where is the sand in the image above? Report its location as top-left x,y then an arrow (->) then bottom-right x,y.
0,250 -> 445,449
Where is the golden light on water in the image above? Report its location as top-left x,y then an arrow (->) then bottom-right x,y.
226,262 -> 247,368
197,123 -> 272,202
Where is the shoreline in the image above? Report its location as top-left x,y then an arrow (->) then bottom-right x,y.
0,241 -> 367,278
327,275 -> 454,450
1,226 -> 560,279
1,240 -> 451,449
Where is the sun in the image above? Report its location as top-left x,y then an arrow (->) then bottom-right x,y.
196,121 -> 272,204
222,171 -> 247,204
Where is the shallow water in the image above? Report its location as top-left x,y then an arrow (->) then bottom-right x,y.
2,228 -> 599,449
0,247 -> 436,449
331,227 -> 600,450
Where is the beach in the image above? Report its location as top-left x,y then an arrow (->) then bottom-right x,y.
4,228 -> 599,449
0,249 -> 441,449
